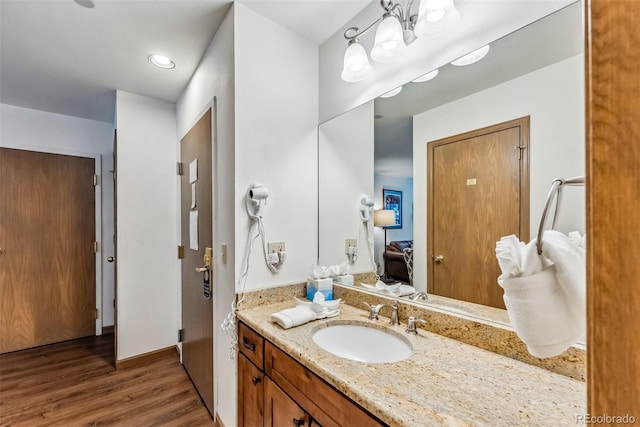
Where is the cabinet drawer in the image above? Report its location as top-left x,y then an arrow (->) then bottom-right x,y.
264,342 -> 385,427
238,322 -> 264,370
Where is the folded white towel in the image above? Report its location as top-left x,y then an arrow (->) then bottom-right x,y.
496,232 -> 586,358
271,306 -> 316,330
360,280 -> 415,297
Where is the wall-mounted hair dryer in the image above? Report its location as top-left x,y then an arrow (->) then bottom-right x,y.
246,183 -> 269,220
359,195 -> 374,223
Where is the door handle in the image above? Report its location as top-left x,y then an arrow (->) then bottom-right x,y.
433,255 -> 444,263
195,266 -> 208,273
107,256 -> 115,262
195,247 -> 213,273
0,247 -> 4,255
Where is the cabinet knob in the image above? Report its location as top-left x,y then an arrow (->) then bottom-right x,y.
251,376 -> 261,385
292,418 -> 305,427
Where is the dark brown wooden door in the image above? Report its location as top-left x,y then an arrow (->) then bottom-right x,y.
427,117 -> 529,309
264,377 -> 308,427
180,109 -> 214,415
238,353 -> 264,427
0,148 -> 96,353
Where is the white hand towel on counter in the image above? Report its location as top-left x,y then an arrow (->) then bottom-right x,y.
496,231 -> 585,358
271,306 -> 317,330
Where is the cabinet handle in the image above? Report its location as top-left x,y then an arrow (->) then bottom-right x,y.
292,418 -> 305,427
251,376 -> 261,385
242,337 -> 256,351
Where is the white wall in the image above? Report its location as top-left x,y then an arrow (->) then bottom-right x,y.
176,6 -> 236,424
234,4 -> 319,293
413,54 -> 585,292
115,90 -> 178,360
374,175 -> 414,274
0,103 -> 115,327
318,101 -> 374,273
318,1 -> 572,123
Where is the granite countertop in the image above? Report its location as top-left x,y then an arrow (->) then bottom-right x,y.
237,301 -> 586,427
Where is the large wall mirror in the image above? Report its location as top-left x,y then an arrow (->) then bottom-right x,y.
319,1 -> 585,325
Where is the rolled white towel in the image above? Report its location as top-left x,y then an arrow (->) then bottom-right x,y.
271,306 -> 316,330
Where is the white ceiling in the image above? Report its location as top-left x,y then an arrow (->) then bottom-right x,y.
0,0 -> 371,123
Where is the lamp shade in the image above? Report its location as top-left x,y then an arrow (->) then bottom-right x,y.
374,209 -> 396,227
370,15 -> 407,62
341,41 -> 372,82
414,0 -> 460,38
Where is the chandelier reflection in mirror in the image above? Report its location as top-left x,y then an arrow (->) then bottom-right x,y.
341,0 -> 460,82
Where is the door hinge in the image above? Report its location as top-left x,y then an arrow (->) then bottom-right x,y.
93,241 -> 99,253
178,329 -> 185,343
178,245 -> 185,259
93,174 -> 100,186
95,308 -> 99,320
514,145 -> 527,160
177,162 -> 184,176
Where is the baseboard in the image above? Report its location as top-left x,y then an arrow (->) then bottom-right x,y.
214,413 -> 226,427
101,325 -> 114,335
116,345 -> 178,370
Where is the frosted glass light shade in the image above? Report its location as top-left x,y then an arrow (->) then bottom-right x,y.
370,15 -> 407,62
414,0 -> 460,38
450,45 -> 490,66
341,41 -> 372,82
380,86 -> 403,98
374,209 -> 396,227
412,69 -> 439,83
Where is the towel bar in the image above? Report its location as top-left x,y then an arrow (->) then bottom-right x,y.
536,176 -> 585,255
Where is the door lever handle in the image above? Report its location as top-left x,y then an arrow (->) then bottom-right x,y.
195,266 -> 208,273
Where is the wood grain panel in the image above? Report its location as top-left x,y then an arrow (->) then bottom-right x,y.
238,321 -> 265,370
264,341 -> 384,427
264,377 -> 308,427
238,353 -> 264,427
0,148 -> 96,353
427,118 -> 529,309
585,0 -> 640,417
180,109 -> 214,415
0,334 -> 213,425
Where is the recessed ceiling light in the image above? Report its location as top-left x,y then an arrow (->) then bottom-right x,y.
148,54 -> 176,69
450,45 -> 490,66
412,69 -> 439,83
380,86 -> 403,98
74,0 -> 95,8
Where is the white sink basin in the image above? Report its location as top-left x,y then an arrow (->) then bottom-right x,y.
312,323 -> 412,363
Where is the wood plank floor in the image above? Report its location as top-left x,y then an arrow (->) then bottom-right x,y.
0,334 -> 215,426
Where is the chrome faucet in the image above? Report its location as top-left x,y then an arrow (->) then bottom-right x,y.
405,316 -> 427,335
379,300 -> 400,326
408,292 -> 429,301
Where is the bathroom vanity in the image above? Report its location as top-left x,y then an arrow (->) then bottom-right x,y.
237,301 -> 585,426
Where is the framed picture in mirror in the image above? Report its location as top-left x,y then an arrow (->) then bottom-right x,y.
383,189 -> 402,229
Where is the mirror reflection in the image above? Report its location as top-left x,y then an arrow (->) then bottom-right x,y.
319,2 -> 584,324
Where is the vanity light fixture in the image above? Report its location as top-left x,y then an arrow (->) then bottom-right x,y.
412,68 -> 439,83
148,54 -> 176,69
341,0 -> 460,82
450,45 -> 490,66
380,86 -> 403,98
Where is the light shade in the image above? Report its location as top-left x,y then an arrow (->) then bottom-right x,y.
341,41 -> 372,82
450,45 -> 490,66
370,15 -> 407,62
374,209 -> 396,227
412,69 -> 439,83
380,86 -> 403,98
148,54 -> 176,69
414,0 -> 460,38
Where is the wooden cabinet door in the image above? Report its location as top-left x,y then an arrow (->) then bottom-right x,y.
238,353 -> 264,427
264,377 -> 309,427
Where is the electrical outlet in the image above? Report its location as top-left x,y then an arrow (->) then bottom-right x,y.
268,241 -> 285,253
345,239 -> 357,253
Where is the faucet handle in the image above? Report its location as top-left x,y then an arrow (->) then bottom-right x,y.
405,316 -> 426,335
363,302 -> 380,320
